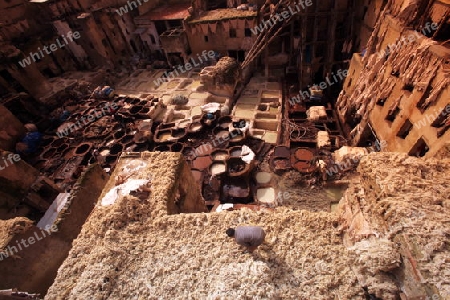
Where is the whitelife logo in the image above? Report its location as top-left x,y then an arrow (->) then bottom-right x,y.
415,104 -> 450,130
0,225 -> 58,261
250,0 -> 313,35
56,102 -> 118,138
289,69 -> 348,105
18,31 -> 81,68
153,50 -> 216,87
116,0 -> 148,16
0,153 -> 21,171
378,22 -> 438,59
326,140 -> 387,176
187,120 -> 247,159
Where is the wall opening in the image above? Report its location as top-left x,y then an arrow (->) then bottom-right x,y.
229,28 -> 237,38
431,105 -> 449,127
149,34 -> 156,44
155,21 -> 167,35
0,69 -> 26,93
416,85 -> 433,112
376,98 -> 386,106
402,84 -> 414,93
431,105 -> 450,138
228,50 -> 245,63
386,106 -> 400,122
408,137 -> 429,157
397,119 -> 413,139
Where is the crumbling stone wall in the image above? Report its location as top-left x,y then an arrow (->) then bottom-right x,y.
200,56 -> 241,97
338,152 -> 450,299
0,164 -> 108,296
0,105 -> 24,152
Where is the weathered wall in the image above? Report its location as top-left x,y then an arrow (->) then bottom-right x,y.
338,152 -> 450,299
0,0 -> 141,100
355,0 -> 386,52
337,1 -> 450,157
0,164 -> 108,296
0,106 -> 24,152
186,17 -> 257,56
167,157 -> 207,214
98,152 -> 207,216
0,152 -> 40,215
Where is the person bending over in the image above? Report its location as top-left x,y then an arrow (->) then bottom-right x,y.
226,226 -> 265,253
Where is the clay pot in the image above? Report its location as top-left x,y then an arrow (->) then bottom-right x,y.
154,128 -> 172,143
41,147 -> 58,159
134,131 -> 152,144
209,161 -> 227,176
139,107 -> 150,115
51,138 -> 67,148
109,144 -> 123,155
114,130 -> 126,140
74,143 -> 91,156
210,149 -> 229,161
120,134 -> 134,144
57,143 -> 69,153
154,144 -> 170,152
218,115 -> 232,129
188,121 -> 203,133
213,126 -> 230,141
170,142 -> 184,152
130,105 -> 143,115
227,157 -> 250,177
171,128 -> 186,140
229,146 -> 243,158
228,128 -> 244,143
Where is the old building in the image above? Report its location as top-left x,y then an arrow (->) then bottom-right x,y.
337,0 -> 450,157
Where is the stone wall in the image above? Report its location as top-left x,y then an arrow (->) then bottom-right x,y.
337,0 -> 450,157
0,106 -> 24,152
337,152 -> 450,299
0,164 -> 109,296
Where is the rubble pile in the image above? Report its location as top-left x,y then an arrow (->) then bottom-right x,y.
0,217 -> 34,249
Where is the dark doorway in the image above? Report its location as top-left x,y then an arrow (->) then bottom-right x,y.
408,137 -> 429,157
228,50 -> 245,63
0,69 -> 26,93
168,53 -> 183,66
129,40 -> 138,53
155,21 -> 167,35
42,68 -> 57,78
208,0 -> 227,9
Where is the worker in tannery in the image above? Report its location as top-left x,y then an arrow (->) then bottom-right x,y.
226,226 -> 266,253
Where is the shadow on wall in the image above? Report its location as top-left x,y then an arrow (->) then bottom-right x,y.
0,164 -> 109,296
